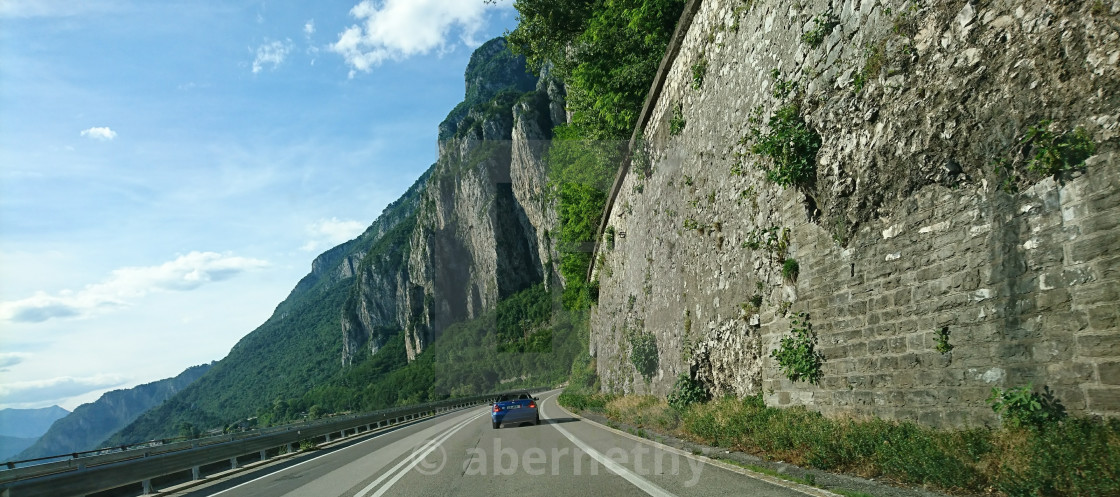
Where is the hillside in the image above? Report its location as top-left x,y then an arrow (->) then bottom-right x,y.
14,363 -> 210,460
105,37 -> 577,443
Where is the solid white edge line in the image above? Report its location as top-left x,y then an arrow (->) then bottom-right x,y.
358,412 -> 484,497
542,396 -> 677,497
548,396 -> 839,497
208,408 -> 477,496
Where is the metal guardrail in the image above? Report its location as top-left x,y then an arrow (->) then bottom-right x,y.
0,387 -> 550,497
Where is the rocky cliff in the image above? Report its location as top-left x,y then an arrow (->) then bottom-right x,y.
341,37 -> 566,364
590,0 -> 1119,427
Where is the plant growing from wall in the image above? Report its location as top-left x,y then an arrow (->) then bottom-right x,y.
670,102 -> 686,136
746,98 -> 820,190
987,384 -> 1067,429
771,312 -> 823,384
853,41 -> 885,93
667,373 -> 710,410
628,330 -> 659,381
605,226 -> 616,250
801,13 -> 838,48
1025,121 -> 1097,177
782,258 -> 800,281
691,56 -> 708,90
934,326 -> 953,354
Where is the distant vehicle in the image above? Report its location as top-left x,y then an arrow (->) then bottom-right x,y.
491,391 -> 539,428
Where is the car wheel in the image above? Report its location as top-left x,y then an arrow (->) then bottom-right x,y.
535,415 -> 540,425
492,421 -> 499,429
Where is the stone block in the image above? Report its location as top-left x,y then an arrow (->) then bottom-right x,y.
1078,333 -> 1120,357
1074,282 -> 1119,307
1099,362 -> 1120,385
1087,305 -> 1119,331
1080,211 -> 1120,235
889,337 -> 909,353
1044,361 -> 1094,384
1070,236 -> 1116,263
1086,388 -> 1120,412
906,390 -> 939,406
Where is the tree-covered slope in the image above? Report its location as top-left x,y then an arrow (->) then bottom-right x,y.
105,175 -> 428,445
16,364 -> 210,459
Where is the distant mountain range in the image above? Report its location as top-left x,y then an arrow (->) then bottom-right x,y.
0,405 -> 69,461
12,364 -> 211,461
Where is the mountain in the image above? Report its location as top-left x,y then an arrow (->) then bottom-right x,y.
105,37 -> 567,444
0,405 -> 69,439
14,364 -> 210,460
0,436 -> 38,462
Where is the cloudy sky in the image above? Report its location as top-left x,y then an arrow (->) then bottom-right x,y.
0,0 -> 519,410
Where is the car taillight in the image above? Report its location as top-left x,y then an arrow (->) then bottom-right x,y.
529,402 -> 536,408
493,405 -> 501,412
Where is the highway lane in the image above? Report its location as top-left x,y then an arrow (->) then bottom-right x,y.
170,391 -> 821,497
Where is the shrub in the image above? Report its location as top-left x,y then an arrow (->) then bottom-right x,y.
801,14 -> 838,48
670,103 -> 686,135
935,326 -> 953,354
987,384 -> 1067,429
771,312 -> 823,384
629,331 -> 659,380
782,258 -> 800,281
667,373 -> 710,411
1025,121 -> 1096,177
749,102 -> 820,189
691,57 -> 708,90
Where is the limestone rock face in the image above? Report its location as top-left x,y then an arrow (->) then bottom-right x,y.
336,37 -> 566,364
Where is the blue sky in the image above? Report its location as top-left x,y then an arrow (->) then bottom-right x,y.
0,0 -> 520,410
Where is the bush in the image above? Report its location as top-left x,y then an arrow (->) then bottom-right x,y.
1025,121 -> 1096,177
628,331 -> 659,380
987,384 -> 1067,429
749,102 -> 820,189
771,312 -> 823,384
667,373 -> 709,411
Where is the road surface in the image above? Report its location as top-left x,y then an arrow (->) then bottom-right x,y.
168,391 -> 824,497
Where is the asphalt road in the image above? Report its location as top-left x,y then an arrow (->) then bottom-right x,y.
169,391 -> 823,497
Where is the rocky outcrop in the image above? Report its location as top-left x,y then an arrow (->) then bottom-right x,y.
591,0 -> 1119,427
340,37 -> 567,363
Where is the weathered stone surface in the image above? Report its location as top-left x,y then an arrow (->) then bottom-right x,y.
590,0 -> 1120,426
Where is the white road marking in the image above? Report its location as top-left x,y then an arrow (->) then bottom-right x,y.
543,396 -> 677,497
357,412 -> 483,497
208,410 -> 473,496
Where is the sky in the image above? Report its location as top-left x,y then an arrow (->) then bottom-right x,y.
0,0 -> 520,411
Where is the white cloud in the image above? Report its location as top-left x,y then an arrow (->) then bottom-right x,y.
300,217 -> 366,252
0,374 -> 127,406
80,126 -> 117,140
304,19 -> 315,37
252,39 -> 293,74
0,252 -> 269,323
330,0 -> 496,76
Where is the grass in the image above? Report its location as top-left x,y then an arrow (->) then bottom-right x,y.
563,392 -> 1120,496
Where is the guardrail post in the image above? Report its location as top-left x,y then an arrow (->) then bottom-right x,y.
230,457 -> 239,469
287,442 -> 294,454
324,433 -> 331,443
141,478 -> 152,495
260,449 -> 267,461
192,465 -> 200,480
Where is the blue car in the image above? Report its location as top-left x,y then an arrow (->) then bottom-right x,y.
491,391 -> 539,428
